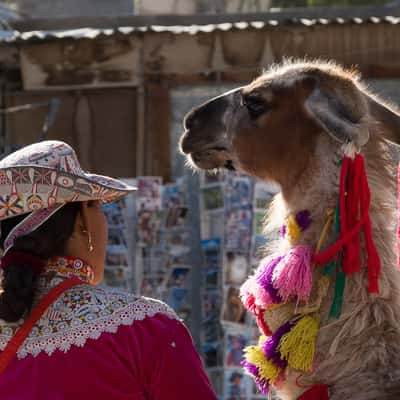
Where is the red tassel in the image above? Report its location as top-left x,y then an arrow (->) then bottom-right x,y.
254,306 -> 272,336
344,156 -> 361,274
314,154 -> 381,293
297,384 -> 329,400
359,155 -> 380,293
339,156 -> 350,272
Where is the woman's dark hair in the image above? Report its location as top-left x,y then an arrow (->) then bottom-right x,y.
0,202 -> 82,322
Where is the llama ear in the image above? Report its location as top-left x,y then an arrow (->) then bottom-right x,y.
366,94 -> 400,146
304,86 -> 370,147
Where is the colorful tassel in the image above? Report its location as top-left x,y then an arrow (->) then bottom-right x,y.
240,277 -> 273,311
242,346 -> 282,393
260,320 -> 294,370
296,210 -> 312,232
240,257 -> 283,311
241,360 -> 271,394
244,256 -> 283,306
272,246 -> 313,303
281,210 -> 312,243
254,306 -> 272,336
240,284 -> 257,313
286,214 -> 302,244
313,154 -> 381,294
278,315 -> 319,372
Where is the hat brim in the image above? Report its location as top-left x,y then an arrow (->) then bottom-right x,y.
0,165 -> 137,221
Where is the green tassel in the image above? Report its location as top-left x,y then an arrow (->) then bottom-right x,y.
329,267 -> 345,319
328,201 -> 346,319
323,260 -> 336,276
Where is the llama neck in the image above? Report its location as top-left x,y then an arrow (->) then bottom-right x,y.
270,136 -> 341,254
264,135 -> 400,339
268,137 -> 400,399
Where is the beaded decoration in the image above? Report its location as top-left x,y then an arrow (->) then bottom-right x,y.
45,256 -> 95,284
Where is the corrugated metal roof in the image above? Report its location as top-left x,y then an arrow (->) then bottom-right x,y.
2,13 -> 400,43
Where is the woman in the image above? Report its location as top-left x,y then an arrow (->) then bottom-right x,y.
0,140 -> 217,399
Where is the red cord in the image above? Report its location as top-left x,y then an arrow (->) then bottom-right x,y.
313,154 -> 381,294
0,277 -> 84,374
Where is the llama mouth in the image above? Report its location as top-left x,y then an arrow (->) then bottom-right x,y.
189,147 -> 234,171
224,160 -> 236,171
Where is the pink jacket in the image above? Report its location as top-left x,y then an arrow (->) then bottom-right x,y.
0,269 -> 216,399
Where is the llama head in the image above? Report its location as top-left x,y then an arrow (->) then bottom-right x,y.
180,60 -> 400,196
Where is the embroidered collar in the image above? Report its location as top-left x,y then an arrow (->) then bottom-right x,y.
44,256 -> 94,285
0,254 -> 178,359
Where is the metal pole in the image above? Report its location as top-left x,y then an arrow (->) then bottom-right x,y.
186,170 -> 203,350
136,39 -> 146,176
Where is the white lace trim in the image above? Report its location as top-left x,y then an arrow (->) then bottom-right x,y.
0,286 -> 178,359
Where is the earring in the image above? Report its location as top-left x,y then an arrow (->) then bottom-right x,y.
82,229 -> 94,252
87,232 -> 94,252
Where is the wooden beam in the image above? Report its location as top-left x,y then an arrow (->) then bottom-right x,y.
145,70 -> 258,87
146,82 -> 171,181
360,64 -> 400,79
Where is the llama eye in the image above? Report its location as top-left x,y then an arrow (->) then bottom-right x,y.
243,95 -> 268,119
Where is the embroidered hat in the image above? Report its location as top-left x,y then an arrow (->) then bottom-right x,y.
0,140 -> 136,253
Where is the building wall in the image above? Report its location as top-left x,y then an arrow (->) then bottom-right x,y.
4,89 -> 137,178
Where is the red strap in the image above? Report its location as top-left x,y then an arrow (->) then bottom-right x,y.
0,277 -> 84,374
297,384 -> 329,400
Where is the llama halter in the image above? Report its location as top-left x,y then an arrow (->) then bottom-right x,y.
240,150 -> 381,398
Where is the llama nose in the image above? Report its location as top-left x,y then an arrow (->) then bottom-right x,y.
184,110 -> 196,131
180,133 -> 197,154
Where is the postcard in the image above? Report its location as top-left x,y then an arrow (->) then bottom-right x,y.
207,368 -> 224,396
225,207 -> 252,252
137,210 -> 162,246
201,210 -> 225,240
136,176 -> 163,211
224,330 -> 251,368
165,206 -> 188,228
201,342 -> 222,368
166,287 -> 189,311
225,176 -> 253,209
221,286 -> 247,324
201,186 -> 224,211
224,369 -> 251,400
224,252 -> 249,286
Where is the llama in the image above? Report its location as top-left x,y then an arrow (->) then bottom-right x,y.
179,60 -> 400,400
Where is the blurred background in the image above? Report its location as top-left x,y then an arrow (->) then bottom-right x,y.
0,1 -> 399,399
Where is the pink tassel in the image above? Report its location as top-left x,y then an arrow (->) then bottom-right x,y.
272,245 -> 313,302
240,277 -> 273,309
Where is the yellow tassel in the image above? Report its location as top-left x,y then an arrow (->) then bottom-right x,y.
286,214 -> 301,244
244,346 -> 281,384
258,335 -> 267,346
278,315 -> 319,372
